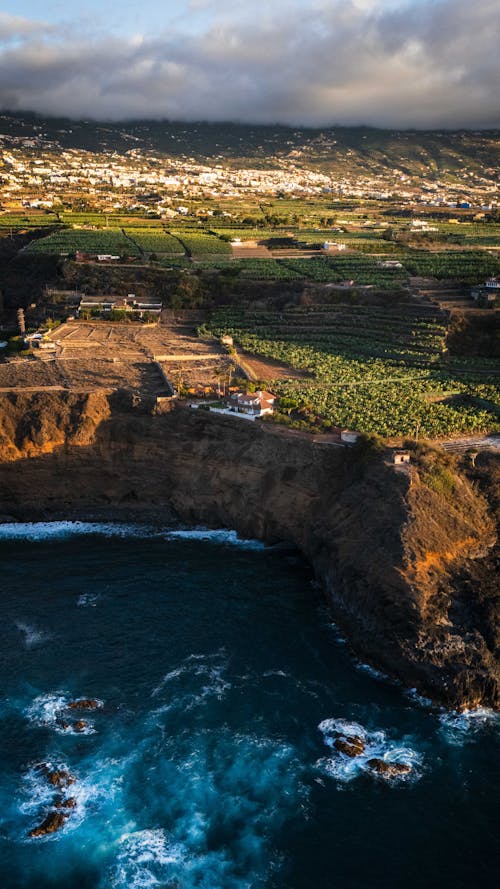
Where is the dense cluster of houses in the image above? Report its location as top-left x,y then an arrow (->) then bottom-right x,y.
1,120 -> 498,214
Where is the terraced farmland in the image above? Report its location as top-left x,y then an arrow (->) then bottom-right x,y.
0,213 -> 60,231
205,304 -> 500,438
25,228 -> 141,256
170,231 -> 232,258
125,229 -> 185,254
281,255 -> 407,288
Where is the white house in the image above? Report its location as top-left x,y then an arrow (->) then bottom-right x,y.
228,390 -> 275,417
323,241 -> 346,252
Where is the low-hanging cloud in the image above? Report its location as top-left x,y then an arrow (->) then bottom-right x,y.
0,0 -> 499,128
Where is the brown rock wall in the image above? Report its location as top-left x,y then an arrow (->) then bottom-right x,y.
0,391 -> 497,709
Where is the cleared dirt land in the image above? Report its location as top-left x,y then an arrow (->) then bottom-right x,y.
236,351 -> 308,381
0,321 -> 232,394
0,319 -> 309,395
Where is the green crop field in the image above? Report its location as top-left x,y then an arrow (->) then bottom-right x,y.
25,228 -> 141,256
280,255 -> 407,288
125,229 -> 186,254
205,305 -> 500,438
0,213 -> 60,231
170,231 -> 232,257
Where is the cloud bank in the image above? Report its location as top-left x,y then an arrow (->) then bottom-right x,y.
0,1 -> 499,128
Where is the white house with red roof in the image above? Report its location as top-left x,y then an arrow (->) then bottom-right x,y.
228,390 -> 275,418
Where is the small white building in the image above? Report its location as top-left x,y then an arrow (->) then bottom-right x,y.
393,450 -> 411,465
340,429 -> 360,444
377,260 -> 403,269
228,390 -> 275,417
323,241 -> 346,252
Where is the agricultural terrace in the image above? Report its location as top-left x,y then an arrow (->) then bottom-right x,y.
205,305 -> 500,438
20,223 -> 500,287
24,228 -> 141,256
170,231 -> 232,258
0,320 -> 233,396
0,213 -> 60,232
124,229 -> 186,254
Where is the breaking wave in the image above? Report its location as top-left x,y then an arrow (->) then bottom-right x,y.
165,529 -> 266,549
25,693 -> 103,735
0,522 -> 265,550
104,730 -> 306,889
108,830 -> 185,889
15,621 -> 49,649
439,707 -> 500,745
316,717 -> 422,784
77,592 -> 101,607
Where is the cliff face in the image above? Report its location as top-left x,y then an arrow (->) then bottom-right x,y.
0,390 -> 498,710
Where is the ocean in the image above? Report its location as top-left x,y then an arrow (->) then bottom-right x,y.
0,523 -> 498,889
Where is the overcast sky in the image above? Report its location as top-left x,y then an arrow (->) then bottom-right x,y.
0,0 -> 499,129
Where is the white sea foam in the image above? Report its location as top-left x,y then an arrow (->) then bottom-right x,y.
317,717 -> 422,784
150,654 -> 231,717
262,669 -> 289,678
0,521 -> 152,541
439,707 -> 500,745
19,763 -> 59,817
77,592 -> 101,607
25,692 -> 103,734
110,830 -> 185,889
355,662 -> 391,682
323,619 -> 347,644
25,693 -> 68,727
0,522 -> 266,550
165,528 -> 265,549
21,755 -> 126,841
406,688 -> 435,709
15,621 -> 49,649
106,731 -> 305,889
20,760 -> 85,839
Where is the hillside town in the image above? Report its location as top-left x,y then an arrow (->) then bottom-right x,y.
0,116 -> 498,215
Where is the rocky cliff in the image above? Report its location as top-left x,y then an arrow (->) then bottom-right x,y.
0,390 -> 498,710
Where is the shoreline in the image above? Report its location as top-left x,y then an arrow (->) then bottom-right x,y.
0,390 -> 498,712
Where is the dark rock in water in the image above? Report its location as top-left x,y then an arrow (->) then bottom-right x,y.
68,699 -> 100,711
39,766 -> 75,788
366,758 -> 411,776
56,716 -> 89,732
28,811 -> 68,838
333,735 -> 365,757
53,796 -> 77,810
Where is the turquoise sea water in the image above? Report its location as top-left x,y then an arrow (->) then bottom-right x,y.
0,523 -> 498,889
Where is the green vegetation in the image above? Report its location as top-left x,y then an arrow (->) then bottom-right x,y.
205,306 -> 500,438
0,213 -> 60,231
170,231 -> 232,258
25,228 -> 141,256
125,229 -> 185,254
2,114 -> 498,443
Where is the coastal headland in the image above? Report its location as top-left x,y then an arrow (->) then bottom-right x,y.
0,389 -> 498,711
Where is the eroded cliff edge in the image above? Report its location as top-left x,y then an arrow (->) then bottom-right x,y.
0,390 -> 498,710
